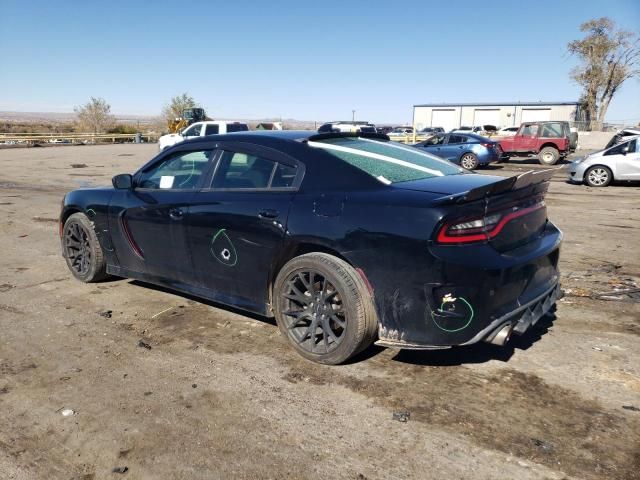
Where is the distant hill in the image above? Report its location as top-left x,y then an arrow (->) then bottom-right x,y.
0,111 -> 318,130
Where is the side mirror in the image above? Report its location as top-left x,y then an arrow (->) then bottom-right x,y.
112,174 -> 133,190
622,145 -> 629,155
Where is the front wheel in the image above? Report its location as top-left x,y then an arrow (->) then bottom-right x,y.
274,253 -> 378,365
538,146 -> 559,165
585,166 -> 612,187
62,213 -> 109,282
460,153 -> 479,170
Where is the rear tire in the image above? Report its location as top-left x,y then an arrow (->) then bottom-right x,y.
62,213 -> 109,282
460,153 -> 479,170
538,146 -> 559,165
585,166 -> 612,187
274,253 -> 378,365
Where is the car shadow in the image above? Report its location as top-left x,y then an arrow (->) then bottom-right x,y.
386,311 -> 556,367
128,279 -> 277,326
126,279 -> 558,366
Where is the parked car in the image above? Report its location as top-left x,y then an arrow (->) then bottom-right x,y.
567,135 -> 640,187
498,121 -> 574,165
376,126 -> 394,135
387,126 -> 414,137
158,121 -> 249,151
498,126 -> 519,136
413,132 -> 503,169
60,131 -> 561,364
604,127 -> 640,150
418,127 -> 445,135
453,125 -> 497,135
318,121 -> 377,134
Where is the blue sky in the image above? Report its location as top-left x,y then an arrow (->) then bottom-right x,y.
1,0 -> 638,124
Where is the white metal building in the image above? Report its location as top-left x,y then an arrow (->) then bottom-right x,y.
413,101 -> 580,132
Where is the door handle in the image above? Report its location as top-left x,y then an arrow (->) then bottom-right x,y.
169,208 -> 184,220
258,208 -> 279,219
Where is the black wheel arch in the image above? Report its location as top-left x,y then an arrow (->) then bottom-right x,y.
267,241 -> 354,315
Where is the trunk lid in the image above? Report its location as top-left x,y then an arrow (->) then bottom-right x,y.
411,169 -> 557,252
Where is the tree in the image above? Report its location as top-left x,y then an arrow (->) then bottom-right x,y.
74,97 -> 114,134
568,17 -> 639,130
162,93 -> 197,122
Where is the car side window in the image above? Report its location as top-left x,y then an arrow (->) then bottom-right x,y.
521,125 -> 539,136
212,150 -> 298,189
604,141 -> 632,156
204,124 -> 219,136
183,124 -> 202,137
426,134 -> 445,145
448,135 -> 465,144
541,123 -> 562,138
137,150 -> 212,190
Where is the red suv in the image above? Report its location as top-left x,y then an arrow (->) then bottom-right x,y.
499,121 -> 574,165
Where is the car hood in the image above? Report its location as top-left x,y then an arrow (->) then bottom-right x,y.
391,173 -> 503,195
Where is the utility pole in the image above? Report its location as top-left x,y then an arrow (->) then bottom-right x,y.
352,110 -> 355,122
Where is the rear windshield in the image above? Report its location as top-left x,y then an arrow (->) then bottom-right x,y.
226,123 -> 249,133
308,137 -> 462,184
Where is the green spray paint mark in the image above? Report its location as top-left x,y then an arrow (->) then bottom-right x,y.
210,229 -> 238,267
430,296 -> 474,333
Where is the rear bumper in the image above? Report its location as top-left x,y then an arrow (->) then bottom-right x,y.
460,282 -> 561,345
376,282 -> 561,349
367,223 -> 562,350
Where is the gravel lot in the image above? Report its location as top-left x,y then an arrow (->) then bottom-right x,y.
1,144 -> 639,480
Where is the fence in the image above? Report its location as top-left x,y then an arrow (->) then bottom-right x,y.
0,132 -> 160,145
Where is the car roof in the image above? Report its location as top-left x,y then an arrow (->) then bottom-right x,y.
450,132 -> 488,141
617,134 -> 640,142
177,129 -> 391,147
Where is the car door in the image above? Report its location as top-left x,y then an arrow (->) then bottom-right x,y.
608,139 -> 640,180
443,134 -> 467,161
108,148 -> 214,285
184,142 -> 303,313
418,134 -> 447,157
515,124 -> 538,151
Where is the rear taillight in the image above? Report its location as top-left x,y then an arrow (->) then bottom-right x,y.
481,143 -> 494,148
436,201 -> 545,244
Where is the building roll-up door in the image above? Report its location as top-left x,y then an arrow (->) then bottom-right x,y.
473,109 -> 500,127
431,109 -> 457,132
521,108 -> 551,123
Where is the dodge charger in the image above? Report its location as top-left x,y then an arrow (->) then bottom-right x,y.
60,131 -> 562,364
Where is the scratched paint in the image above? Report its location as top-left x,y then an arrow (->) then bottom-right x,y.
430,295 -> 474,333
210,229 -> 238,267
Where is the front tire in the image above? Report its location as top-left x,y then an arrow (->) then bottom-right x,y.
538,146 -> 559,165
62,212 -> 109,282
274,253 -> 377,365
460,153 -> 479,170
585,166 -> 612,187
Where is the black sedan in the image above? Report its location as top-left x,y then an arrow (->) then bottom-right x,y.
60,131 -> 562,364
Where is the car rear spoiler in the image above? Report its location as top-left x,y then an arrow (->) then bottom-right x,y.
434,168 -> 559,205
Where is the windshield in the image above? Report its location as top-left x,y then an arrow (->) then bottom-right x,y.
308,137 -> 463,184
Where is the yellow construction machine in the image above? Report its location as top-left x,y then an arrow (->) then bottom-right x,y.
167,108 -> 209,134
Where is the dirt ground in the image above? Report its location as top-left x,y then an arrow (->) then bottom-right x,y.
1,144 -> 639,480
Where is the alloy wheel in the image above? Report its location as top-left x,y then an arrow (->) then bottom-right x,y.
461,154 -> 477,169
280,270 -> 346,354
588,168 -> 609,186
64,221 -> 92,276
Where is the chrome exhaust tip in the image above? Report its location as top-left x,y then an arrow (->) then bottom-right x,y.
487,324 -> 513,346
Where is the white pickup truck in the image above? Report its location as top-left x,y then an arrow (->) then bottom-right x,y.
158,120 -> 249,151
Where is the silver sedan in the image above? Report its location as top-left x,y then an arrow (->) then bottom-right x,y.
567,135 -> 640,187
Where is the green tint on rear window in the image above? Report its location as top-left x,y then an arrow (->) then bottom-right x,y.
308,137 -> 463,184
